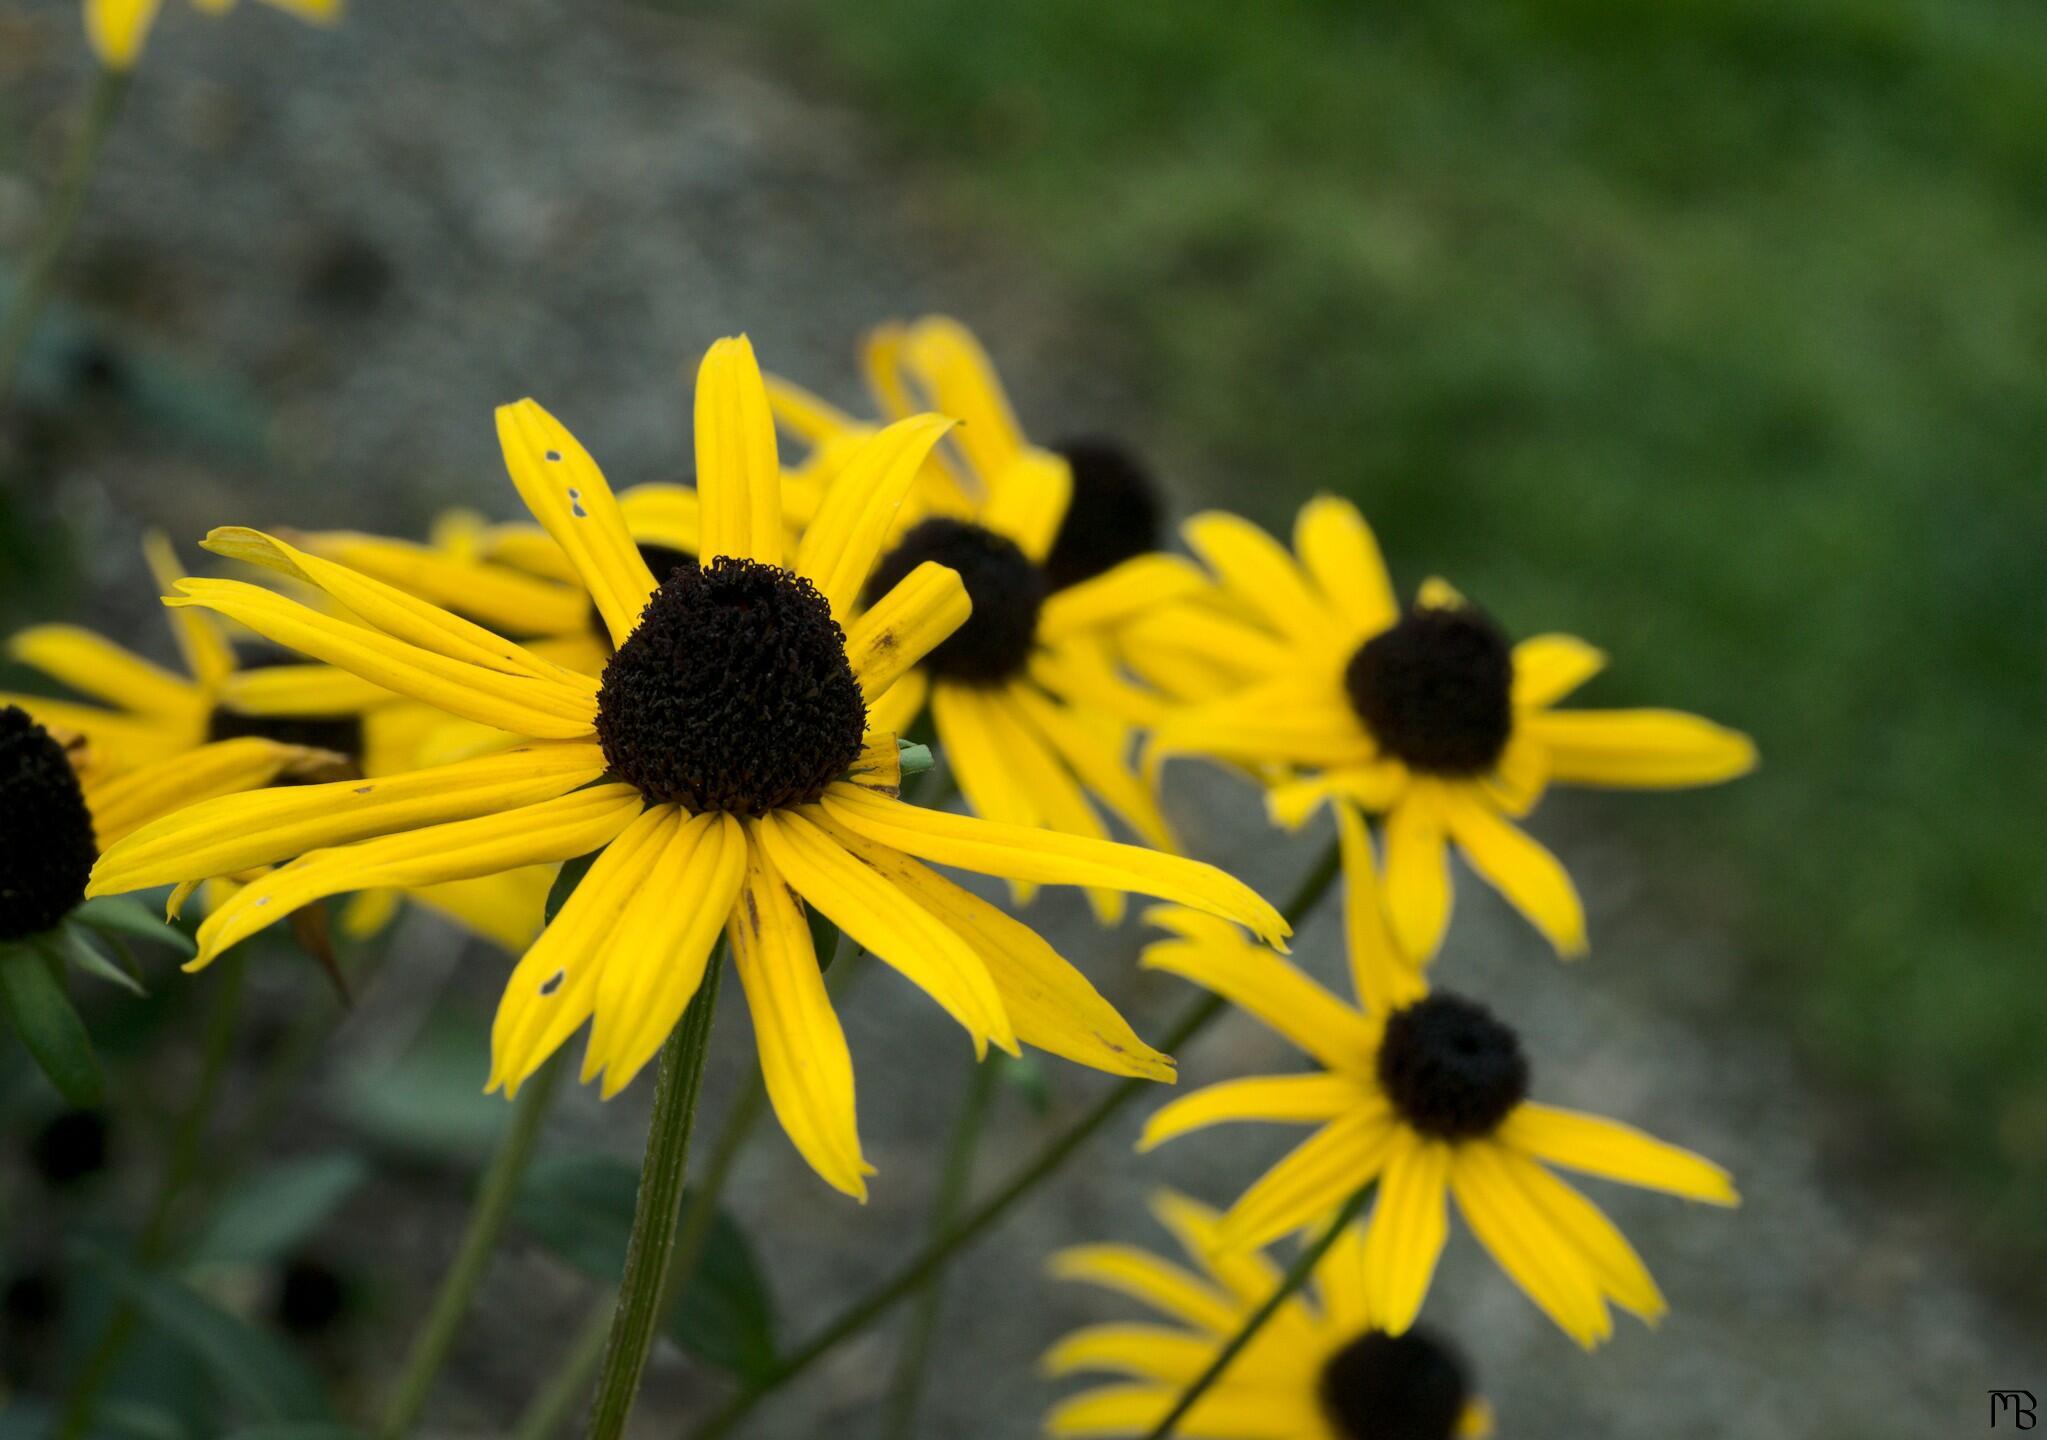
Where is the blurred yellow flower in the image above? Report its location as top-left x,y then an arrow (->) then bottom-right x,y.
84,0 -> 341,71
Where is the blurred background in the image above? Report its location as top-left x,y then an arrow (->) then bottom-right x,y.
1,0 -> 2042,1435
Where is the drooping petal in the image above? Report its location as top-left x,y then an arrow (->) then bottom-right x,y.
930,683 -> 1041,829
1360,1133 -> 1452,1334
977,687 -> 1122,923
727,834 -> 873,1198
815,813 -> 1172,1081
1294,495 -> 1398,634
1523,709 -> 1758,789
756,810 -> 1015,1058
1137,1073 -> 1363,1153
89,742 -> 607,895
85,738 -> 331,849
1009,684 -> 1175,852
1449,1141 -> 1612,1349
1497,1102 -> 1738,1205
1048,1246 -> 1238,1334
1217,1108 -> 1399,1251
1511,634 -> 1606,710
1140,922 -> 1375,1074
295,528 -> 590,639
1182,511 -> 1340,649
167,579 -> 597,739
844,561 -> 971,702
1381,784 -> 1452,962
1438,787 -> 1588,959
189,784 -> 643,970
8,625 -> 202,720
584,812 -> 748,1097
1335,803 -> 1429,1014
793,413 -> 954,619
1496,1148 -> 1666,1322
493,401 -> 659,646
693,336 -> 783,566
823,785 -> 1291,947
1040,1325 -> 1213,1384
1267,762 -> 1407,832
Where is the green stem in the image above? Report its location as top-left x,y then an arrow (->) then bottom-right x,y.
1139,1185 -> 1373,1439
375,1052 -> 566,1440
55,949 -> 247,1440
687,839 -> 1342,1440
879,1051 -> 1002,1440
584,948 -> 726,1440
0,66 -> 129,408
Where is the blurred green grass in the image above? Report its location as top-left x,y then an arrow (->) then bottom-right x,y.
742,0 -> 2047,1250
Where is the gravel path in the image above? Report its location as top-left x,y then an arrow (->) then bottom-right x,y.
4,1 -> 2039,1435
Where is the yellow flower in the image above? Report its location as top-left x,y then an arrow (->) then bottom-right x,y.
2,537 -> 545,949
87,336 -> 1291,1199
772,316 -> 1203,924
84,0 -> 341,72
1136,889 -> 1736,1350
1150,496 -> 1757,959
1044,1190 -> 1492,1440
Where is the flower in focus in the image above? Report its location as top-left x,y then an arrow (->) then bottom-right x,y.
84,0 -> 341,72
87,336 -> 1291,1198
1045,1190 -> 1492,1439
773,316 -> 1200,923
1137,883 -> 1736,1348
1149,496 -> 1757,959
2,536 -> 546,950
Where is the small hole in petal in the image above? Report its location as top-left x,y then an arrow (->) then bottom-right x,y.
567,487 -> 587,518
255,897 -> 272,908
545,449 -> 562,462
354,785 -> 373,794
539,970 -> 565,996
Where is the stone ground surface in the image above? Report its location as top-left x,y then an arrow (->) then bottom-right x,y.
4,1 -> 2042,1435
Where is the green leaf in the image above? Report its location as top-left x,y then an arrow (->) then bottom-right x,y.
191,1154 -> 369,1265
73,895 -> 197,957
544,850 -> 601,925
0,940 -> 106,1105
896,739 -> 935,775
84,1246 -> 332,1423
514,1154 -> 777,1380
54,922 -> 148,997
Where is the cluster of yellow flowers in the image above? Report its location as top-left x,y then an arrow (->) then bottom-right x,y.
1,305 -> 1753,1436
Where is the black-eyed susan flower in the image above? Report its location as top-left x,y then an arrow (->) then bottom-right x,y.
1148,496 -> 1757,960
83,0 -> 341,71
2,538 -> 546,949
1045,1190 -> 1492,1439
770,317 -> 1200,923
1137,886 -> 1736,1349
86,336 -> 1291,1198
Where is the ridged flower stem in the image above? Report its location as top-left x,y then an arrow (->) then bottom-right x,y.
687,839 -> 1343,1440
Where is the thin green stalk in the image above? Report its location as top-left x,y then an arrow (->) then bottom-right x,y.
879,1051 -> 1003,1440
0,66 -> 129,408
1139,1185 -> 1373,1439
585,948 -> 726,1440
375,1051 -> 565,1439
687,839 -> 1343,1440
55,949 -> 247,1440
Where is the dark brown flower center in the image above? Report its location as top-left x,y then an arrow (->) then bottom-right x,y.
1318,1327 -> 1473,1440
0,706 -> 96,941
1343,605 -> 1512,776
1376,992 -> 1527,1140
1044,436 -> 1162,591
865,518 -> 1045,685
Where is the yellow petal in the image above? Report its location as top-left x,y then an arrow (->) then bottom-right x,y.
1416,576 -> 1465,610
1524,708 -> 1758,788
897,316 -> 1026,485
86,738 -> 324,849
490,807 -> 675,1094
728,834 -> 872,1197
1361,1134 -> 1451,1333
8,625 -> 202,719
493,401 -> 659,646
814,813 -> 1173,1082
142,532 -> 235,691
1145,1191 -> 1284,1312
189,784 -> 643,970
1439,787 -> 1588,959
89,741 -> 606,895
929,683 -> 1043,833
1293,495 -> 1398,634
1139,926 -> 1374,1074
616,483 -> 708,556
792,413 -> 955,619
764,373 -> 863,446
1182,510 -> 1339,650
862,667 -> 928,740
340,887 -> 403,940
1335,803 -> 1429,1014
295,528 -> 590,639
167,579 -> 596,739
1217,1108 -> 1398,1252
1511,634 -> 1606,710
0,693 -> 188,768
1048,1246 -> 1237,1334
1382,785 -> 1452,963
1449,1141 -> 1612,1349
1037,554 -> 1207,644
405,867 -> 552,953
756,809 -> 1015,1057
1045,1384 -> 1318,1440
977,688 -> 1120,923
1497,1102 -> 1738,1205
1118,604 -> 1294,686
1040,1324 -> 1212,1384
693,336 -> 783,566
1148,674 -> 1374,775
83,0 -> 160,68
1496,1148 -> 1666,1322
1266,763 -> 1407,831
822,785 -> 1291,947
1009,683 -> 1175,852
216,662 -> 392,716
981,449 -> 1071,561
844,561 -> 971,702
1138,1073 -> 1363,1153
